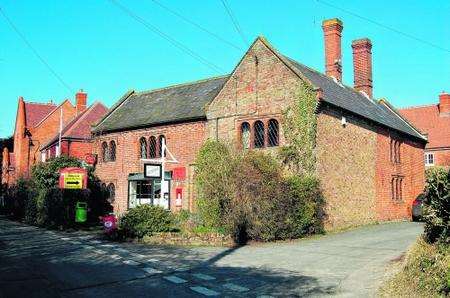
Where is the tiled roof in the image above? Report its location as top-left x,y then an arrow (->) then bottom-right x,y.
24,102 -> 56,127
92,37 -> 425,142
42,102 -> 108,149
93,76 -> 229,133
399,105 -> 450,149
282,56 -> 426,142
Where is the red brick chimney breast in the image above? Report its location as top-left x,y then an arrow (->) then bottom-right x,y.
439,92 -> 450,115
75,89 -> 87,114
322,18 -> 343,82
352,38 -> 373,98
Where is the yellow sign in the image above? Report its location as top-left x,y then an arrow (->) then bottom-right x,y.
63,173 -> 83,189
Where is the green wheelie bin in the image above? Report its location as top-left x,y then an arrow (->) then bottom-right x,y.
75,202 -> 88,223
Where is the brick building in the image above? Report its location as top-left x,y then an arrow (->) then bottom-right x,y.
40,100 -> 108,161
399,92 -> 450,167
92,18 -> 426,229
2,90 -> 105,185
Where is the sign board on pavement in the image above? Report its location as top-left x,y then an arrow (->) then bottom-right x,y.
59,167 -> 88,189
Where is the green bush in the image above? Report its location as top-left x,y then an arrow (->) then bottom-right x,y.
3,156 -> 112,229
3,178 -> 33,219
195,140 -> 235,228
380,238 -> 450,297
423,167 -> 450,243
31,156 -> 82,190
120,205 -> 174,238
194,141 -> 325,244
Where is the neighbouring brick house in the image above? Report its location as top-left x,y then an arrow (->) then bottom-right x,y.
1,90 -> 105,185
92,18 -> 426,229
399,92 -> 450,167
40,101 -> 108,161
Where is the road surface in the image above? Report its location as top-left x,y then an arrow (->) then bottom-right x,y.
0,217 -> 422,297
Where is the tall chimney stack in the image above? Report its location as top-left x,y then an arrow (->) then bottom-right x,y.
352,38 -> 373,98
439,91 -> 450,115
322,18 -> 343,81
75,89 -> 87,114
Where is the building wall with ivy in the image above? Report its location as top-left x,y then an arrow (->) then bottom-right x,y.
206,38 -> 305,148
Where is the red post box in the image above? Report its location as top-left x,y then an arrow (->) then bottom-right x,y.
175,188 -> 182,207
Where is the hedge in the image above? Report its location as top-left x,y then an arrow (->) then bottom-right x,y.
194,140 -> 325,244
423,167 -> 450,244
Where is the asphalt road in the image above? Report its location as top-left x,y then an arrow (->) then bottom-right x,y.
0,217 -> 423,297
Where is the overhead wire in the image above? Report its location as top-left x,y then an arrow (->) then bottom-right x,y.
150,0 -> 242,51
0,7 -> 74,93
220,0 -> 249,47
316,0 -> 450,54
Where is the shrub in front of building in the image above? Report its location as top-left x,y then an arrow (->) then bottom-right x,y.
119,204 -> 174,238
423,167 -> 450,244
194,140 -> 325,244
2,177 -> 35,220
3,156 -> 112,229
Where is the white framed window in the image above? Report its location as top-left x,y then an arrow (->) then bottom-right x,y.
41,152 -> 46,162
424,153 -> 434,166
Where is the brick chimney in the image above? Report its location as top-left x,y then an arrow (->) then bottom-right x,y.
75,89 -> 87,114
322,18 -> 343,81
352,38 -> 373,98
439,91 -> 450,115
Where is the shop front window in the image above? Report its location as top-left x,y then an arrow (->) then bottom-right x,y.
128,178 -> 170,209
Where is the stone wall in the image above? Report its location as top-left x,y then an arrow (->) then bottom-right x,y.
206,38 -> 303,147
316,105 -> 377,230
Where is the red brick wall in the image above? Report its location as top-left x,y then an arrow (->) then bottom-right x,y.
93,121 -> 207,214
426,149 -> 450,167
46,140 -> 93,161
375,128 -> 425,221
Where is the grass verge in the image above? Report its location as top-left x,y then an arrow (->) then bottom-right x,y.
380,237 -> 450,297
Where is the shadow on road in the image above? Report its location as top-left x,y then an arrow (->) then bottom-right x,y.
0,218 -> 339,297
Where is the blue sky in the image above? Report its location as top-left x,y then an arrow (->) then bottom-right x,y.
0,0 -> 449,137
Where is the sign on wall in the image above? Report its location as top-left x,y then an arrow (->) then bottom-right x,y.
59,167 -> 88,189
144,163 -> 162,179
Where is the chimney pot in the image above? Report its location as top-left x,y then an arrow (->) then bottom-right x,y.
439,92 -> 450,115
352,38 -> 373,98
322,18 -> 343,81
75,89 -> 87,114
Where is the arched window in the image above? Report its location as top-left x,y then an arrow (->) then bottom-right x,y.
139,137 -> 147,159
268,119 -> 279,147
149,136 -> 157,158
254,121 -> 265,148
158,135 -> 166,157
101,142 -> 108,162
241,122 -> 251,149
107,183 -> 115,204
109,140 -> 116,161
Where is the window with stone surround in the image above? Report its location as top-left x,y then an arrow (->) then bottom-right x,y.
390,138 -> 401,164
158,135 -> 166,157
109,140 -> 116,162
107,183 -> 115,204
149,136 -> 157,158
254,121 -> 265,148
241,122 -> 251,149
239,118 -> 280,149
391,175 -> 403,201
268,119 -> 279,147
101,142 -> 108,162
139,137 -> 147,159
